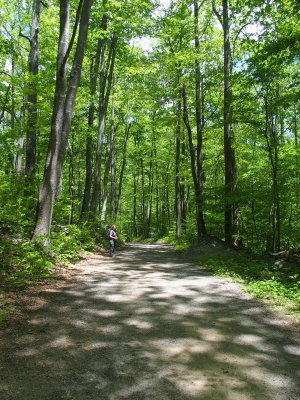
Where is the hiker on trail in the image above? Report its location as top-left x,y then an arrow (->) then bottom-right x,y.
109,225 -> 118,257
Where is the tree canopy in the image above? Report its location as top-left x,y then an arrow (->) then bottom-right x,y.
0,0 -> 299,256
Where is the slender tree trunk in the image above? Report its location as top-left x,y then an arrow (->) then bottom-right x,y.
222,0 -> 238,245
0,84 -> 11,126
181,141 -> 187,227
16,101 -> 26,173
175,98 -> 182,239
116,122 -> 130,217
81,134 -> 93,216
9,57 -> 15,172
91,35 -> 117,214
100,143 -> 112,221
68,132 -> 75,225
263,94 -> 281,252
156,184 -> 159,236
140,158 -> 145,236
25,0 -> 41,180
81,15 -> 108,218
182,84 -> 206,237
101,102 -> 116,221
133,172 -> 138,237
194,0 -> 206,236
33,0 -> 92,239
294,104 -> 298,147
145,158 -> 153,238
110,99 -> 116,217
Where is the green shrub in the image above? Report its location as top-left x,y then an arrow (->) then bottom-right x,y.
197,255 -> 300,317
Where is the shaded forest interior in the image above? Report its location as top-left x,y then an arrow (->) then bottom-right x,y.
0,0 -> 299,295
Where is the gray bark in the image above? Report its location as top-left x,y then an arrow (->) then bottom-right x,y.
182,84 -> 206,237
222,0 -> 238,245
175,99 -> 182,239
109,113 -> 116,217
81,15 -> 108,218
25,0 -> 41,178
91,35 -> 117,214
194,0 -> 206,236
116,121 -> 130,217
16,101 -> 26,174
33,0 -> 92,238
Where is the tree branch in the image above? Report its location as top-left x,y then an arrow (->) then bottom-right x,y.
19,27 -> 31,43
212,0 -> 223,27
60,0 -> 84,75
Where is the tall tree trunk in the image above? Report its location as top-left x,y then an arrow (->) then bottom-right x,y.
181,140 -> 187,227
156,174 -> 159,236
16,101 -> 26,173
91,35 -> 117,214
0,84 -> 11,126
81,15 -> 108,218
133,172 -> 138,237
264,94 -> 280,252
101,102 -> 116,221
33,0 -> 92,239
9,56 -> 15,172
140,158 -> 145,236
100,143 -> 112,221
194,0 -> 206,236
68,132 -> 75,225
24,0 -> 41,180
110,98 -> 116,217
175,99 -> 182,239
182,84 -> 206,237
116,121 -> 130,217
222,0 -> 238,245
145,157 -> 153,238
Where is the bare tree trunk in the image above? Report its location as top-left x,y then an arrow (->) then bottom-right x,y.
9,56 -> 15,173
194,0 -> 206,236
110,99 -> 116,217
182,84 -> 206,237
24,0 -> 41,180
140,158 -> 145,236
0,84 -> 11,127
145,158 -> 153,238
68,132 -> 75,225
33,0 -> 92,239
175,99 -> 182,239
91,35 -> 117,214
16,101 -> 26,173
116,121 -> 130,217
100,144 -> 111,221
81,15 -> 108,218
133,172 -> 138,237
222,0 -> 238,245
156,174 -> 159,236
263,93 -> 281,252
101,102 -> 116,221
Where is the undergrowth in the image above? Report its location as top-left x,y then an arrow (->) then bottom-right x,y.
0,223 -> 110,291
197,255 -> 300,321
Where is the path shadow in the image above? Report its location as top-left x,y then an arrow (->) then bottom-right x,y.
0,243 -> 299,400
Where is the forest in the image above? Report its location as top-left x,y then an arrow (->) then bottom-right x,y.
0,0 -> 299,307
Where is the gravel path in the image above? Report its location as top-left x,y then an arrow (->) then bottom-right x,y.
0,243 -> 299,400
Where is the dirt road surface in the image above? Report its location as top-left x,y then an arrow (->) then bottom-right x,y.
0,243 -> 299,400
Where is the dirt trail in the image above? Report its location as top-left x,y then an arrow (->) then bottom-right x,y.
0,243 -> 299,400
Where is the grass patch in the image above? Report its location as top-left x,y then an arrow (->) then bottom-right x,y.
197,255 -> 300,321
158,235 -> 191,251
0,299 -> 14,325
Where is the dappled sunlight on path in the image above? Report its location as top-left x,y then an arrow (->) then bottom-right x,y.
0,243 -> 299,400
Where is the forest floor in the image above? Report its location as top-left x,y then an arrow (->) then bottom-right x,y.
0,242 -> 300,400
